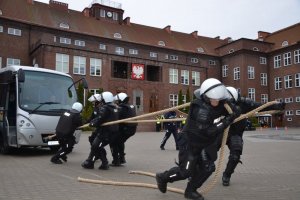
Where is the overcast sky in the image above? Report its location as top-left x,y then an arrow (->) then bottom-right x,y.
36,0 -> 300,40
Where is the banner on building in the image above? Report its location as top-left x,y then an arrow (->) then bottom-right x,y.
131,63 -> 145,80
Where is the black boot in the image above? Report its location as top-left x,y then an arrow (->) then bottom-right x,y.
99,159 -> 109,170
222,173 -> 231,186
81,159 -> 94,169
51,156 -> 62,164
156,173 -> 168,193
120,154 -> 126,164
111,158 -> 121,166
184,182 -> 204,200
61,155 -> 67,162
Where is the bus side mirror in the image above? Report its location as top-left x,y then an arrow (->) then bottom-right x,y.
18,69 -> 25,82
82,78 -> 88,89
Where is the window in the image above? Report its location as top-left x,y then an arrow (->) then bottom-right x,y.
115,47 -> 124,55
114,33 -> 122,39
296,96 -> 300,102
228,49 -> 234,53
222,65 -> 228,77
253,47 -> 259,51
294,49 -> 300,64
165,54 -> 169,60
295,73 -> 300,87
296,110 -> 300,115
99,44 -> 106,50
284,75 -> 292,89
0,57 -> 2,68
287,118 -> 292,122
0,26 -> 3,32
191,58 -> 198,63
192,71 -> 200,86
150,52 -> 157,58
169,68 -> 178,84
170,55 -> 178,60
209,60 -> 216,65
73,56 -> 86,75
234,67 -> 240,80
59,22 -> 69,29
74,40 -> 85,47
274,55 -> 281,68
282,41 -> 288,47
285,97 -> 293,103
261,73 -> 267,86
276,98 -> 283,103
283,52 -> 292,66
248,66 -> 255,79
248,88 -> 255,101
8,28 -> 21,36
274,77 -> 282,90
169,94 -> 178,107
260,57 -> 267,64
261,94 -> 268,104
55,53 -> 69,73
7,58 -> 20,66
90,89 -> 100,95
158,41 -> 165,46
181,70 -> 189,85
100,9 -> 105,17
129,49 -> 138,55
60,37 -> 71,44
90,58 -> 101,76
285,110 -> 293,116
113,12 -> 118,20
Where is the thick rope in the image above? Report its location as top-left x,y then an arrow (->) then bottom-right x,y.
77,177 -> 184,194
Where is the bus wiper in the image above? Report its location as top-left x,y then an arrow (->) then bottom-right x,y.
29,102 -> 60,114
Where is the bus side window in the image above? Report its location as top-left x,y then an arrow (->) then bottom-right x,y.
7,84 -> 16,126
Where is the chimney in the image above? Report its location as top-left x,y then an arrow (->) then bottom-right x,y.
163,25 -> 171,34
27,0 -> 34,4
191,31 -> 198,38
49,0 -> 68,11
258,31 -> 270,41
82,8 -> 90,17
123,17 -> 131,25
215,36 -> 220,39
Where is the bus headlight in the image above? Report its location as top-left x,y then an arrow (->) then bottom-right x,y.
18,117 -> 34,128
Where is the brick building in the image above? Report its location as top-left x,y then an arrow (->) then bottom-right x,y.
0,0 -> 299,130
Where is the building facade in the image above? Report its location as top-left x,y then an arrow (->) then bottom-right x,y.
0,0 -> 299,130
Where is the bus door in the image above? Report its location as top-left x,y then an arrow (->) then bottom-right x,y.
6,82 -> 17,147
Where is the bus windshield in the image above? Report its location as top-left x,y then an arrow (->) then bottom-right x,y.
19,70 -> 77,114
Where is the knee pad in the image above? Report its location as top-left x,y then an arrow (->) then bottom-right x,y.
202,160 -> 216,173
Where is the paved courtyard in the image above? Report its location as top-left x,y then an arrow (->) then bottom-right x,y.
0,128 -> 299,200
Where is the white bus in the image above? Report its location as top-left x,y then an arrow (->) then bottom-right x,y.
0,65 -> 88,154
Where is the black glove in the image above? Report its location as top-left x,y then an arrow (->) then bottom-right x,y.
273,102 -> 286,110
228,103 -> 241,119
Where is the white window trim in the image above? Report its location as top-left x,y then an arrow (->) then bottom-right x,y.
90,58 -> 102,77
192,71 -> 200,86
55,53 -> 69,73
74,40 -> 85,47
169,68 -> 178,84
115,47 -> 124,55
222,65 -> 228,77
150,52 -> 157,58
73,56 -> 86,75
8,27 -> 21,36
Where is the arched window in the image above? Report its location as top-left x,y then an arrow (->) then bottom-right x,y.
197,47 -> 204,53
114,33 -> 122,39
59,22 -> 69,29
253,47 -> 259,51
158,41 -> 165,46
229,49 -> 235,53
282,40 -> 288,47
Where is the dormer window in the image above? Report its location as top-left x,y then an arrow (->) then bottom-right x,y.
59,22 -> 69,29
253,47 -> 259,51
158,41 -> 165,46
197,47 -> 204,53
114,33 -> 122,39
282,40 -> 288,47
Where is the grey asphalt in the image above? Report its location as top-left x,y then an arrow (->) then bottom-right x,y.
0,128 -> 299,200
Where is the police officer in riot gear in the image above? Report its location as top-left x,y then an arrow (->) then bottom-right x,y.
155,78 -> 241,200
160,110 -> 179,150
110,92 -> 137,166
222,86 -> 286,186
51,102 -> 83,164
87,94 -> 101,144
81,91 -> 119,170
